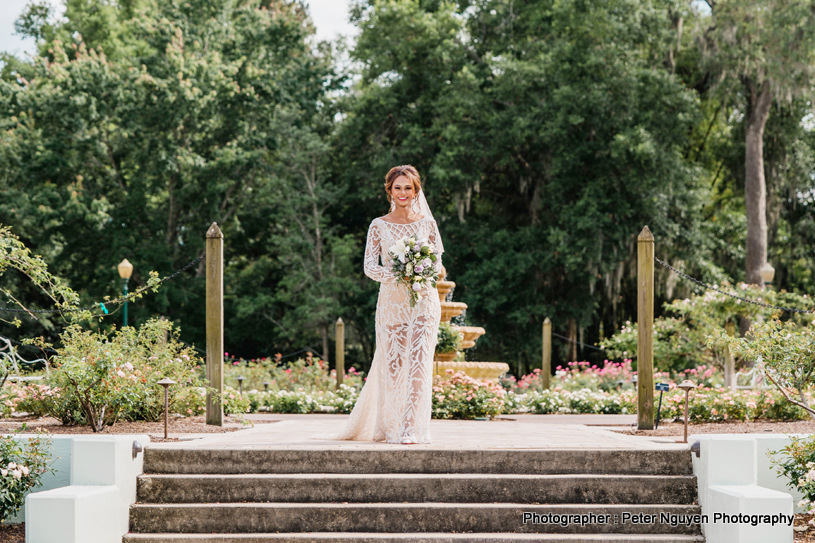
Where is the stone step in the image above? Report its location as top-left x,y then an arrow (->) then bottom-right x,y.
123,533 -> 706,543
129,503 -> 703,535
136,473 -> 698,505
142,449 -> 692,476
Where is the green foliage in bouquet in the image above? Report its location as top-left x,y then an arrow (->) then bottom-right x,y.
0,428 -> 52,523
435,323 -> 462,354
388,234 -> 439,307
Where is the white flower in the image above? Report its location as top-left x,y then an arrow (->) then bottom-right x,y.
390,239 -> 408,263
117,370 -> 126,378
1,469 -> 7,477
406,262 -> 413,275
20,466 -> 29,476
7,463 -> 16,470
124,362 -> 134,371
12,470 -> 21,479
412,283 -> 423,292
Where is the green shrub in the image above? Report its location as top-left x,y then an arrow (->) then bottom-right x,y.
223,355 -> 364,394
0,428 -> 52,523
714,319 -> 815,419
770,435 -> 815,514
33,319 -> 208,431
431,371 -> 505,419
435,323 -> 462,354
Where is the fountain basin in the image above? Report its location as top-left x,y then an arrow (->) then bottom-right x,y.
440,301 -> 467,323
436,280 -> 455,303
452,325 -> 485,350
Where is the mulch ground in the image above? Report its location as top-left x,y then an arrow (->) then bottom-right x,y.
796,514 -> 815,541
614,419 -> 815,437
0,523 -> 24,543
0,414 -> 273,438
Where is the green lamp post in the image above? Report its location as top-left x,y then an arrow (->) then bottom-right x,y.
117,259 -> 133,327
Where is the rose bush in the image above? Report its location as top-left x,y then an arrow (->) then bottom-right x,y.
222,354 -> 364,393
432,370 -> 506,419
21,319 -> 209,431
0,428 -> 52,522
770,435 -> 815,515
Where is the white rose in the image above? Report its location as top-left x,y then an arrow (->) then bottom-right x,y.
7,462 -> 16,470
12,470 -> 21,479
1,469 -> 7,477
20,466 -> 29,476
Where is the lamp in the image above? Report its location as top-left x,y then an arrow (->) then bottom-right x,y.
157,377 -> 176,440
236,375 -> 245,395
760,262 -> 775,284
118,259 -> 134,327
677,380 -> 697,444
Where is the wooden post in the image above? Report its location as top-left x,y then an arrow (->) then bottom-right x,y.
724,321 -> 736,390
335,317 -> 345,389
206,222 -> 224,426
637,226 -> 655,430
542,318 -> 552,389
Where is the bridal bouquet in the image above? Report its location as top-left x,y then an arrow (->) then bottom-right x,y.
388,235 -> 439,307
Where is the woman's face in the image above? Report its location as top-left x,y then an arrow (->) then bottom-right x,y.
390,175 -> 416,209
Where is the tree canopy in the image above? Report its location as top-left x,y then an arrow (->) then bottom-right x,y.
1,0 -> 814,375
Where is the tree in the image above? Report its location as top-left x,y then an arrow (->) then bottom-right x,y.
332,0 -> 710,373
699,0 -> 815,286
0,0 -> 336,356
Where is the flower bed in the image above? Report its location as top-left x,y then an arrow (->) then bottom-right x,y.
432,371 -> 506,419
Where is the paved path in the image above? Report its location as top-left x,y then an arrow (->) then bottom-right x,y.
150,414 -> 687,450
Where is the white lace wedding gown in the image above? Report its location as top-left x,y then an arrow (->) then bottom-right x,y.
336,217 -> 443,444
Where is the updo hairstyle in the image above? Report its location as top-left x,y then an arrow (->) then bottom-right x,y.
384,165 -> 422,203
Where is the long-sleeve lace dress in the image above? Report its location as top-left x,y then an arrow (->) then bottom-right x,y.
336,217 -> 443,444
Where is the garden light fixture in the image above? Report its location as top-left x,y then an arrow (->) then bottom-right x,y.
157,377 -> 176,439
237,375 -> 245,395
760,262 -> 775,284
118,259 -> 134,327
677,380 -> 696,444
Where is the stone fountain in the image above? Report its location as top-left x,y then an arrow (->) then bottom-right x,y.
434,267 -> 510,382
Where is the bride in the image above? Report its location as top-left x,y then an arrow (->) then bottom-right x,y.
336,165 -> 443,444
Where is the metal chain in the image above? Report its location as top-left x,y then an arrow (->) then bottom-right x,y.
0,254 -> 204,314
551,331 -> 606,352
654,256 -> 815,315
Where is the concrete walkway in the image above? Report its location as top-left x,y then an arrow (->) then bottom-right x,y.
150,414 -> 687,450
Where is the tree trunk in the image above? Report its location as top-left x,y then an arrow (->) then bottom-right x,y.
743,77 -> 773,287
321,323 -> 329,364
567,318 -> 578,362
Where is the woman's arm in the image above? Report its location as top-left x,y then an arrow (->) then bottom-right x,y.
364,221 -> 397,283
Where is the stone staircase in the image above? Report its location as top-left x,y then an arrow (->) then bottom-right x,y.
124,448 -> 704,542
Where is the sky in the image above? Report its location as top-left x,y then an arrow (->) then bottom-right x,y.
0,0 -> 357,58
